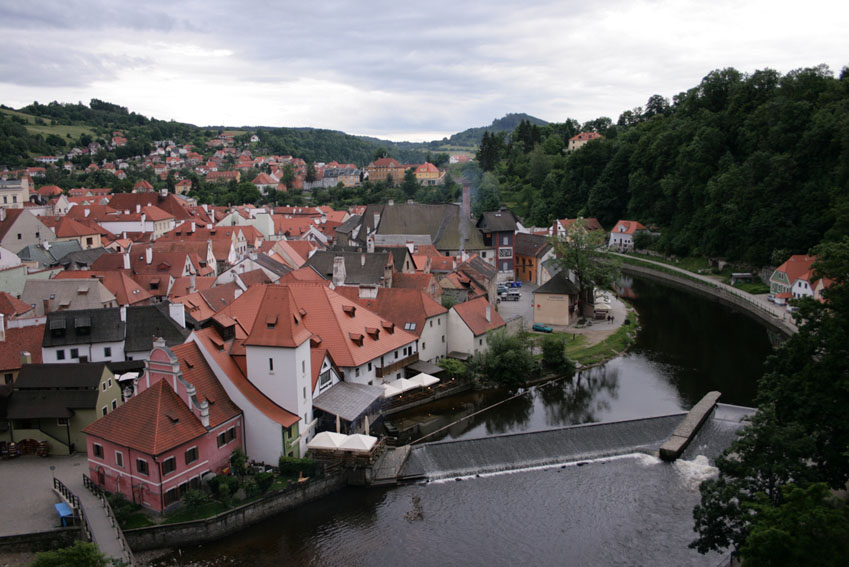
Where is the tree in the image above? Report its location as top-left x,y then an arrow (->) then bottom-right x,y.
401,168 -> 419,198
281,164 -> 296,189
32,541 -> 109,567
550,219 -> 621,315
472,172 -> 501,216
476,330 -> 538,389
373,147 -> 389,161
691,237 -> 849,559
541,334 -> 574,375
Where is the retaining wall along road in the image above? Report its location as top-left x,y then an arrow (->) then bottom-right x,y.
619,262 -> 796,337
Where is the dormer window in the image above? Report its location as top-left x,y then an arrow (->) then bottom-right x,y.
349,332 -> 364,346
266,314 -> 278,328
342,305 -> 356,317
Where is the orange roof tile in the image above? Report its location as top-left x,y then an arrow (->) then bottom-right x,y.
452,296 -> 505,336
0,324 -> 44,371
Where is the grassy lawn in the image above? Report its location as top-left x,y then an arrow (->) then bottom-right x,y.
732,280 -> 770,294
0,108 -> 97,141
561,310 -> 639,366
162,501 -> 230,524
121,512 -> 156,530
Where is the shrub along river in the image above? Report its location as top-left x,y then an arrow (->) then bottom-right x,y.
160,277 -> 775,567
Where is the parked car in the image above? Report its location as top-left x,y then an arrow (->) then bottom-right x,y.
503,291 -> 521,301
532,323 -> 553,333
497,284 -> 508,295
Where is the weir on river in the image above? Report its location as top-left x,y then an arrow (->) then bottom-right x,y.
401,413 -> 686,480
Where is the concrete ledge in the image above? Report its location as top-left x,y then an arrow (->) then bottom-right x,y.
659,391 -> 722,461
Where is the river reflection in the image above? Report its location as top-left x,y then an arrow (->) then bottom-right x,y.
388,276 -> 773,443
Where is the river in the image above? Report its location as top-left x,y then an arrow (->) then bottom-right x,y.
159,277 -> 773,566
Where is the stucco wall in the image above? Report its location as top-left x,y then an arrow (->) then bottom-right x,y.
534,293 -> 572,326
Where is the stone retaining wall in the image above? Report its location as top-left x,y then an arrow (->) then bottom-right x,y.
0,528 -> 79,553
124,474 -> 346,552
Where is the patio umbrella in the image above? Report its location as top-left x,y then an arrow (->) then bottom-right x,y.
408,373 -> 440,388
340,434 -> 378,453
383,383 -> 404,398
306,431 -> 347,450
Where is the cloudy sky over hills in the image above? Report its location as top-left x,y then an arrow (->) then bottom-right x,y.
1,0 -> 847,141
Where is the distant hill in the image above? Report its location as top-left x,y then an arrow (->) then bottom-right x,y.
444,113 -> 548,148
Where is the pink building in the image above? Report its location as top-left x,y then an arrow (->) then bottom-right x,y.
83,339 -> 243,512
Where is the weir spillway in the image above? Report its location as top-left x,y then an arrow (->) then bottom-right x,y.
400,413 -> 689,481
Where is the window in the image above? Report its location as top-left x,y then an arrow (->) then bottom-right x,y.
5,373 -> 14,384
368,362 -> 372,371
93,444 -> 104,458
164,487 -> 179,506
102,382 -> 107,391
115,452 -> 123,468
268,358 -> 274,371
227,427 -> 236,442
57,350 -> 65,361
319,370 -> 332,389
503,235 -> 508,245
162,456 -> 176,475
355,367 -> 360,377
57,417 -> 69,426
430,320 -> 433,328
442,335 -> 445,343
70,348 -> 79,359
394,350 -> 399,360
107,378 -> 112,388
104,347 -> 111,357
303,386 -> 306,399
185,447 -> 198,465
102,406 -> 108,416
422,342 -> 426,350
111,399 -> 117,410
217,431 -> 226,448
301,360 -> 305,374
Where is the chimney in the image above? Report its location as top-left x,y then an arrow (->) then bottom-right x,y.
462,183 -> 471,219
168,301 -> 186,328
452,257 -> 457,271
42,299 -> 49,315
190,274 -> 197,293
120,305 -> 127,322
190,221 -> 196,233
485,305 -> 491,322
332,256 -> 346,286
198,399 -> 210,428
122,251 -> 130,270
406,241 -> 414,254
0,208 -> 5,222
373,212 -> 380,229
145,245 -> 152,264
21,351 -> 31,366
0,313 -> 4,342
135,204 -> 141,213
361,253 -> 366,266
84,208 -> 90,218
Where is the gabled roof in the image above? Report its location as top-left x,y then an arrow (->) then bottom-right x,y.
22,279 -> 116,315
534,271 -> 580,295
0,291 -> 35,318
611,220 -> 647,235
55,216 -> 100,238
476,210 -> 519,233
124,303 -> 191,353
54,270 -> 152,306
83,379 -> 206,454
335,287 -> 446,339
17,240 -> 82,268
362,203 -> 486,251
773,255 -> 817,284
514,232 -> 552,257
0,209 -> 26,241
42,308 -> 125,347
304,250 -> 391,286
170,341 -> 242,428
451,296 -> 505,336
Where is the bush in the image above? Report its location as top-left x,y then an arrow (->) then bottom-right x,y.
437,358 -> 467,379
230,448 -> 247,475
208,474 -> 239,501
254,471 -> 275,493
278,456 -> 317,478
541,334 -> 568,371
479,330 -> 538,388
182,489 -> 210,509
32,541 -> 108,567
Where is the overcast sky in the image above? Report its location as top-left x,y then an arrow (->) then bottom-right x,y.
1,1 -> 847,141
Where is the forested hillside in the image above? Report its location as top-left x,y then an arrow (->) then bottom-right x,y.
486,65 -> 849,265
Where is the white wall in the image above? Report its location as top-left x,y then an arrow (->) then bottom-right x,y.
419,313 -> 447,362
42,341 -> 125,364
447,309 -> 475,357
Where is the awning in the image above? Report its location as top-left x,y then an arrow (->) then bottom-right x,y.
313,382 -> 384,422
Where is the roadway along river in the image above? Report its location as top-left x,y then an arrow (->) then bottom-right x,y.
160,277 -> 774,566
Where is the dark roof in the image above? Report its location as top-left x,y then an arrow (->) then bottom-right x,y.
17,241 -> 82,267
107,360 -> 146,375
15,362 -> 108,389
42,308 -> 125,347
254,253 -> 292,277
459,255 -> 497,283
357,203 -> 486,251
514,232 -> 552,257
56,247 -> 109,269
305,250 -> 391,286
335,214 -> 361,235
534,272 -> 580,295
375,246 -> 412,272
124,303 -> 190,353
7,390 -> 94,418
476,210 -> 519,233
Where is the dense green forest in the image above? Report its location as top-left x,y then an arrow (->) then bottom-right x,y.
485,65 -> 849,265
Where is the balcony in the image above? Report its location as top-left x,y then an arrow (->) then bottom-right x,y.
376,352 -> 419,378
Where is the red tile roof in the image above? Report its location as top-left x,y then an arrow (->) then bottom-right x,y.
774,255 -> 817,284
0,292 -> 35,318
244,286 -> 312,348
452,296 -> 505,336
336,287 -> 446,338
171,341 -> 241,428
611,220 -> 648,235
0,324 -> 44,371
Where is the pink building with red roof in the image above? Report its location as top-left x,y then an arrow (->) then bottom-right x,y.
83,340 -> 243,512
